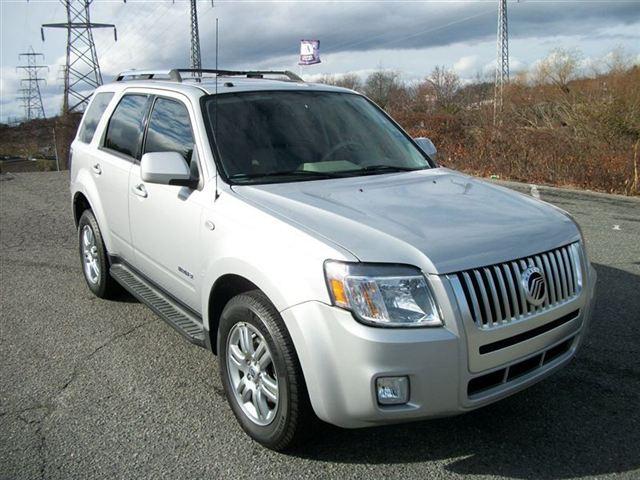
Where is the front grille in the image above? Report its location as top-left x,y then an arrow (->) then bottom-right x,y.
452,243 -> 582,329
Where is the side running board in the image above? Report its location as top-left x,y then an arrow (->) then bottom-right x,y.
110,263 -> 205,347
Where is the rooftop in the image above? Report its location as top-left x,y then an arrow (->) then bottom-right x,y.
107,69 -> 354,96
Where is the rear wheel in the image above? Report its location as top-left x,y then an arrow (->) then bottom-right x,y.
77,209 -> 118,298
218,290 -> 312,450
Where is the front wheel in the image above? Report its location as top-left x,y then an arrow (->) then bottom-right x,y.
218,290 -> 312,450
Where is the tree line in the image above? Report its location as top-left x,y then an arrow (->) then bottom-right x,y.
319,47 -> 639,195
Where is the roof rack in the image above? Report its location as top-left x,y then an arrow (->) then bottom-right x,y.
114,69 -> 304,83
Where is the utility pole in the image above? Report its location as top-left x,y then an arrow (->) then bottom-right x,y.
41,1 -> 118,113
16,46 -> 48,120
493,0 -> 509,119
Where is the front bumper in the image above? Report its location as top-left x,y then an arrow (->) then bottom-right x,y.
280,264 -> 597,428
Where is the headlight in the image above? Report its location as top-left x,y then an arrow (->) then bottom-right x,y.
324,261 -> 443,327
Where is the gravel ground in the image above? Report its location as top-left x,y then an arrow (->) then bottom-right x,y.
1,171 -> 639,480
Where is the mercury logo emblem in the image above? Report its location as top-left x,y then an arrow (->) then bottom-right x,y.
521,266 -> 547,306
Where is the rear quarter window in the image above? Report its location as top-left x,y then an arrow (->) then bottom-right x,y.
77,92 -> 114,144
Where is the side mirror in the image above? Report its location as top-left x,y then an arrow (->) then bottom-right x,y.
140,151 -> 196,188
414,137 -> 437,163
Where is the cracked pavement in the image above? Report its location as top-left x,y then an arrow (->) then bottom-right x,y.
1,172 -> 639,479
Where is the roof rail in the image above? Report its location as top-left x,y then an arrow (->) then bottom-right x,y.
114,70 -> 182,82
114,69 -> 304,83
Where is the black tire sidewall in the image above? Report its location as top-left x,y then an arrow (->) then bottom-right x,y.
218,294 -> 295,448
78,210 -> 111,298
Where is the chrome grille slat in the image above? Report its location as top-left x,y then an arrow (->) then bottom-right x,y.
511,261 -> 528,317
483,267 -> 502,325
548,252 -> 563,302
452,243 -> 582,328
502,264 -> 520,318
462,271 -> 483,323
555,250 -> 568,299
562,247 -> 575,296
474,270 -> 493,326
541,253 -> 557,305
570,243 -> 583,289
494,265 -> 511,321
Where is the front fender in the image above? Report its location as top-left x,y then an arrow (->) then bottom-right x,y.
198,189 -> 357,346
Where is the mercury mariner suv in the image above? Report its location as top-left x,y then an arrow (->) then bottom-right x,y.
70,68 -> 597,450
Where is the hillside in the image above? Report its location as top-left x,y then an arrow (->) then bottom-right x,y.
0,114 -> 81,172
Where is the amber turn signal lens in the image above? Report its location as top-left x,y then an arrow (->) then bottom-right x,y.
329,278 -> 348,307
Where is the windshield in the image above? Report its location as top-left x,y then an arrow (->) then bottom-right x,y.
203,90 -> 432,184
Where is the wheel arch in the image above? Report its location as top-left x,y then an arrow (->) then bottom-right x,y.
71,173 -> 112,252
73,191 -> 92,227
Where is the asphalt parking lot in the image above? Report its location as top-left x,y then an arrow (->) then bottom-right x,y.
1,171 -> 639,479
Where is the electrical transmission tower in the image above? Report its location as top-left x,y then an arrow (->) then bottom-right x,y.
494,0 -> 509,117
186,1 -> 214,79
41,1 -> 118,113
190,0 -> 202,73
16,46 -> 48,120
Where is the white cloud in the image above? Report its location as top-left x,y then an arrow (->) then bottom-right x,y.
453,55 -> 480,76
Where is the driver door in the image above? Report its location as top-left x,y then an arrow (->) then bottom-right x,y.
128,94 -> 206,312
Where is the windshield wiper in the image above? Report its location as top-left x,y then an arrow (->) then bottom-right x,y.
229,165 -> 427,183
229,170 -> 344,182
346,164 -> 425,175
362,164 -> 422,172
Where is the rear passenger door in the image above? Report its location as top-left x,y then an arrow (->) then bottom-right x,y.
95,93 -> 151,261
128,94 -> 205,312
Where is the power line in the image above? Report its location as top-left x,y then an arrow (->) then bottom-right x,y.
41,1 -> 120,113
326,8 -> 493,55
99,0 -> 166,59
16,46 -> 48,120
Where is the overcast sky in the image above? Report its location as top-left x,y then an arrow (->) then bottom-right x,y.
1,0 -> 639,122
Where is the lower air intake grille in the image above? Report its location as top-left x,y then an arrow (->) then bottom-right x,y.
467,336 -> 574,397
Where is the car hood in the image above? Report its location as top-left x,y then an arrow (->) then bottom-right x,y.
231,168 -> 580,274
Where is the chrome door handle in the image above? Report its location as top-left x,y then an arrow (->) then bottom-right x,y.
92,163 -> 102,175
132,183 -> 147,198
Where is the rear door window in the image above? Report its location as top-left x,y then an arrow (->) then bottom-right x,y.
78,92 -> 114,144
104,94 -> 149,159
144,97 -> 195,166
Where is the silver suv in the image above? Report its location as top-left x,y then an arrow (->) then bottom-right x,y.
70,68 -> 597,450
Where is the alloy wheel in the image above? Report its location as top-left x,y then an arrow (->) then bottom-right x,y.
226,322 -> 279,426
81,224 -> 100,285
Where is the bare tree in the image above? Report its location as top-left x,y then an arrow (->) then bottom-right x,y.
605,46 -> 634,75
317,73 -> 363,91
533,48 -> 583,92
417,65 -> 461,112
363,69 -> 402,109
428,66 -> 460,101
333,73 -> 363,91
317,74 -> 338,86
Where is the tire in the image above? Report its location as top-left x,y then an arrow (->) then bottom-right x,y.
77,209 -> 119,299
218,290 -> 312,450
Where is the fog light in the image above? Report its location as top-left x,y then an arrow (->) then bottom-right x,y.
376,376 -> 409,405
